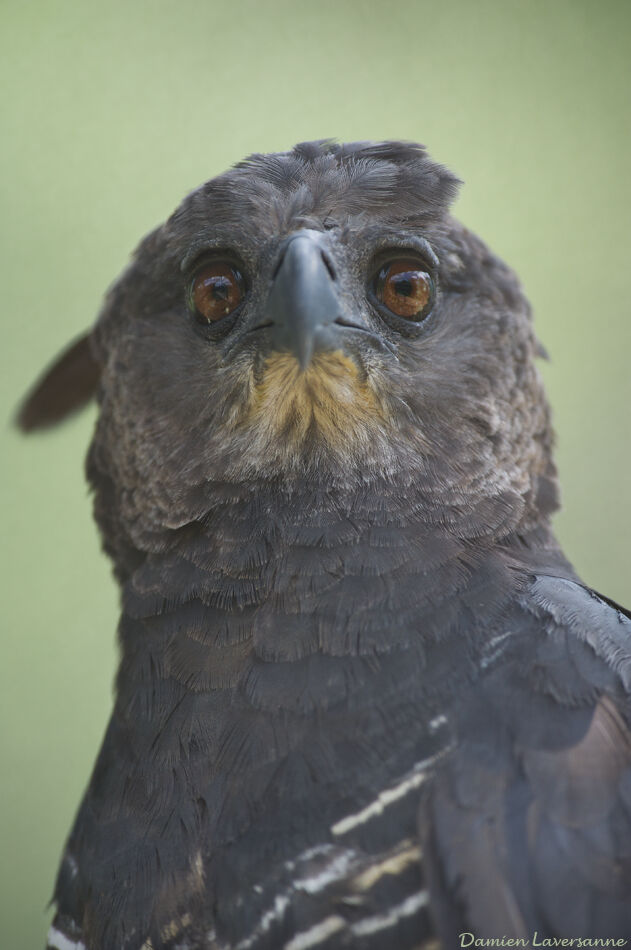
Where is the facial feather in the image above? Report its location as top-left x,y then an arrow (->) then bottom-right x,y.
241,351 -> 388,456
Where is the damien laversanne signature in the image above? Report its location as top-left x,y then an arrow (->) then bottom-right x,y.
458,936 -> 628,948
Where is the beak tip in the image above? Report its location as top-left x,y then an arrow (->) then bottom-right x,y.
297,339 -> 315,371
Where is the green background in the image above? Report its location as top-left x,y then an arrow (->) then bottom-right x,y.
1,1 -> 629,945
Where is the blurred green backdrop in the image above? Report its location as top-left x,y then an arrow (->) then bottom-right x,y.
1,0 -> 629,945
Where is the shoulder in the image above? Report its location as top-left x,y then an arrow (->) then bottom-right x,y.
421,573 -> 631,941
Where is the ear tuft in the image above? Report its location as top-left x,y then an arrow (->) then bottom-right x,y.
16,333 -> 101,432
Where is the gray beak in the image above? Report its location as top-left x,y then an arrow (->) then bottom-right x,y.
266,230 -> 343,369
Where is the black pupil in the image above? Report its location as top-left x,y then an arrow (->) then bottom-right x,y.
393,275 -> 413,297
211,275 -> 232,300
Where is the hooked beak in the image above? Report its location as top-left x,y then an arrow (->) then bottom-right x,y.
265,230 -> 344,369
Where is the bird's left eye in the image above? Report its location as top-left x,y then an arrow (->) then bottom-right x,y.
189,262 -> 246,323
373,259 -> 435,322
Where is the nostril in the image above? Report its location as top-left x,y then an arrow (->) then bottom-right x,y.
320,250 -> 336,282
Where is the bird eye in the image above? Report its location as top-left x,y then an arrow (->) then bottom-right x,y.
189,261 -> 246,323
373,259 -> 435,321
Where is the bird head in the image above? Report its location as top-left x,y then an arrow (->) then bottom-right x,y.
18,141 -> 559,556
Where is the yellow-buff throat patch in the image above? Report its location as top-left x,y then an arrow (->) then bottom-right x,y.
243,351 -> 387,451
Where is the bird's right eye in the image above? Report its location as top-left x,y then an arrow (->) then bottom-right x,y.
188,262 -> 246,323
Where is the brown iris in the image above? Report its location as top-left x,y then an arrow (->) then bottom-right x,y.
190,262 -> 245,323
374,259 -> 434,321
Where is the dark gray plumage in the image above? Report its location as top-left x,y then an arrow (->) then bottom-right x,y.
20,140 -> 631,950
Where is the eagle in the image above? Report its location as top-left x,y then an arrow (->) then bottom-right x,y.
19,140 -> 631,950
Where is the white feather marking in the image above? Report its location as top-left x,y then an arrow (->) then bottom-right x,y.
293,849 -> 357,894
47,927 -> 86,950
284,842 -> 336,873
350,890 -> 429,936
237,847 -> 355,948
235,894 -> 290,949
479,630 -> 513,669
283,915 -> 346,950
236,751 -> 448,949
428,714 -> 447,732
63,853 -> 79,880
331,753 -> 443,837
